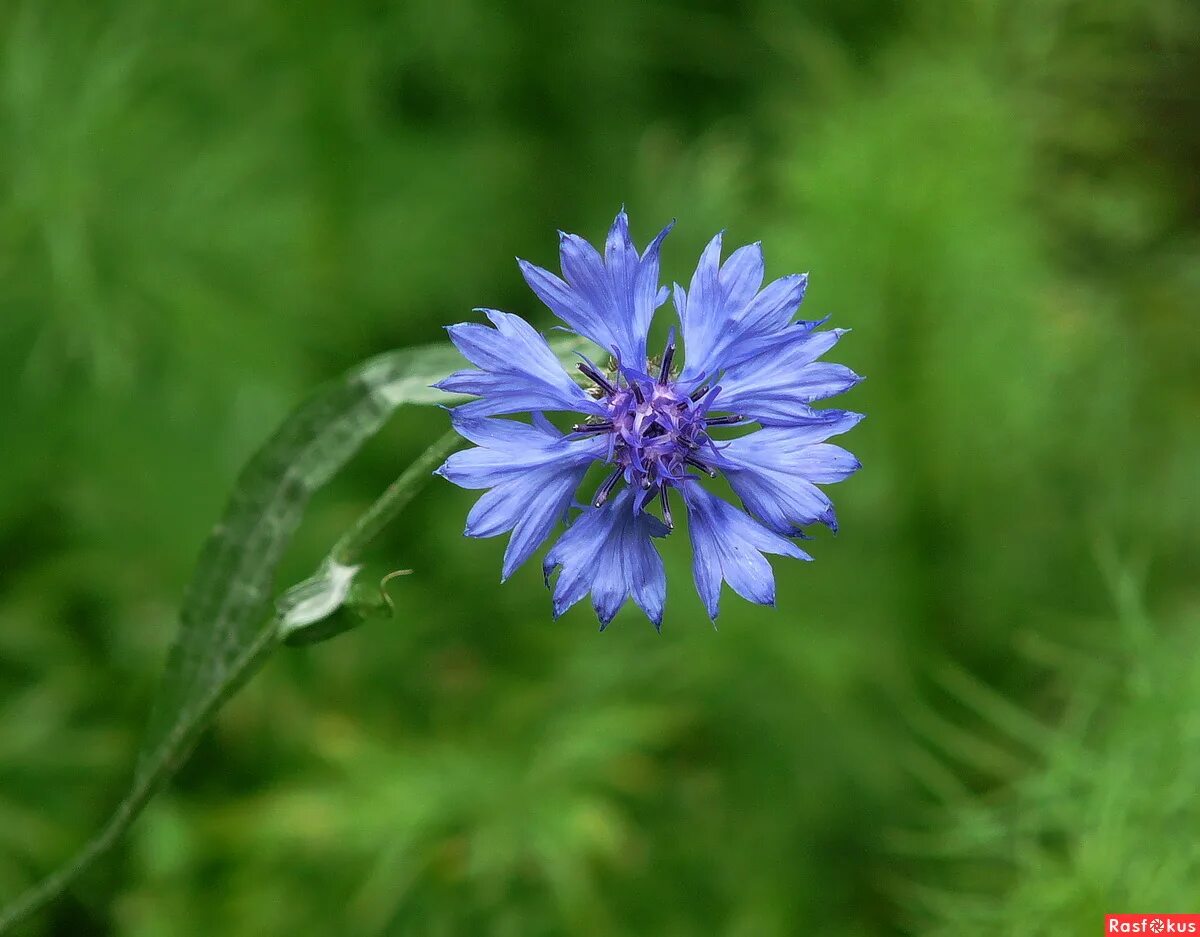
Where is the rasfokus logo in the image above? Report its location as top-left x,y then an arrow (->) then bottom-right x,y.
1107,916 -> 1200,934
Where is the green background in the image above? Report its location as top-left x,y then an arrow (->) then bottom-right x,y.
1,1 -> 1198,934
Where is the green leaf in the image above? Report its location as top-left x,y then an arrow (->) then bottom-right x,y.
135,346 -> 431,778
139,334 -> 587,778
0,333 -> 591,933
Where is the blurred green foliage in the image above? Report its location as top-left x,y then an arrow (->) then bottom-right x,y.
0,0 -> 1197,934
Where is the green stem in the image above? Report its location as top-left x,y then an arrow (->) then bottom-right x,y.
0,430 -> 461,934
0,624 -> 281,934
332,429 -> 462,563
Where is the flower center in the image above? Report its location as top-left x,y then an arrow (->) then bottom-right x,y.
570,331 -> 742,525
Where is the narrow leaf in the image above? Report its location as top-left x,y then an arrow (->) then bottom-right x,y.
0,333 -> 589,933
137,335 -> 587,778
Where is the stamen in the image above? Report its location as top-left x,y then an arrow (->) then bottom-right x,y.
693,384 -> 723,417
689,384 -> 710,402
630,382 -> 645,404
704,414 -> 743,426
592,469 -> 622,508
577,362 -> 616,396
658,328 -> 676,383
660,487 -> 673,529
572,420 -> 614,434
685,455 -> 718,478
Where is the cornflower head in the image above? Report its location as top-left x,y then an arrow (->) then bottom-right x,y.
435,210 -> 863,629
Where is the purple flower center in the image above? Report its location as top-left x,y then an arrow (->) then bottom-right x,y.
571,331 -> 740,526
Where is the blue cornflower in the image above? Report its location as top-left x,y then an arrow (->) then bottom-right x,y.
435,210 -> 863,629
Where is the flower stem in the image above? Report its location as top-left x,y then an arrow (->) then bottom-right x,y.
0,428 -> 462,934
332,429 -> 462,563
0,624 -> 280,934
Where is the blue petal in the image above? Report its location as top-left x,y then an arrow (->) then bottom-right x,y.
680,484 -> 810,620
634,219 -> 673,353
792,444 -> 862,484
719,242 -> 766,315
438,413 -> 603,488
436,415 -> 604,578
675,232 -> 725,380
463,468 -> 587,580
558,233 -> 615,334
519,210 -> 673,366
543,488 -> 669,630
719,274 -> 808,366
677,236 -> 818,381
435,309 -> 602,418
604,210 -> 638,315
716,414 -> 864,535
713,327 -> 862,425
725,469 -> 837,535
517,259 -> 605,344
